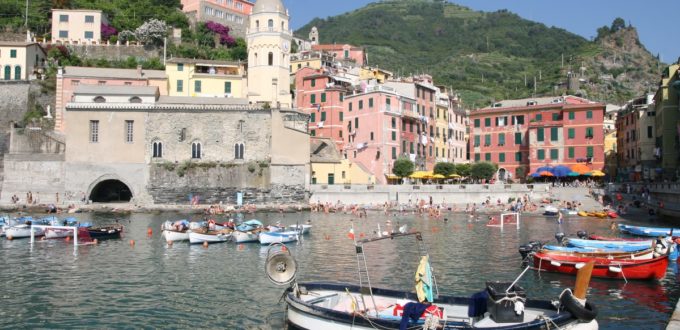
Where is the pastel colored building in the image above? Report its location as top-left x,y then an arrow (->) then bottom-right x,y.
616,94 -> 656,181
344,85 -> 414,184
359,67 -> 393,84
0,42 -> 46,80
311,44 -> 365,67
469,96 -> 605,181
289,51 -> 333,76
294,67 -> 351,149
180,0 -> 253,38
51,9 -> 108,44
246,0 -> 293,108
165,58 -> 247,98
653,64 -> 680,180
310,137 -> 374,184
55,66 -> 167,132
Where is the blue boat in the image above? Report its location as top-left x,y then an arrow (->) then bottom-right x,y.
565,238 -> 653,250
544,244 -> 650,253
618,224 -> 680,237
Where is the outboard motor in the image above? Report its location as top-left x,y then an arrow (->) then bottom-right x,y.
577,230 -> 588,239
518,241 -> 543,260
555,232 -> 565,245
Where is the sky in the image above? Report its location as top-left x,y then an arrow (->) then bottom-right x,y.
282,0 -> 680,63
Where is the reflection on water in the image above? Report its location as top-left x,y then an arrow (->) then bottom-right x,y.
0,211 -> 678,329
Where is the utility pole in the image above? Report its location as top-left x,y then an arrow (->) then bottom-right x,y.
25,0 -> 29,27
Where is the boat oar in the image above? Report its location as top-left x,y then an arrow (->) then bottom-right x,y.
574,260 -> 595,301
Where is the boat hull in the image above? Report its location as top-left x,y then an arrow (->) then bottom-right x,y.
285,282 -> 598,330
288,224 -> 312,234
619,224 -> 680,237
45,228 -> 75,239
532,252 -> 668,280
232,230 -> 260,243
87,226 -> 123,239
259,231 -> 298,245
5,225 -> 44,238
162,230 -> 190,242
188,231 -> 231,244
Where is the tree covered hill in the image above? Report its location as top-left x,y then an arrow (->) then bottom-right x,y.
295,0 -> 663,107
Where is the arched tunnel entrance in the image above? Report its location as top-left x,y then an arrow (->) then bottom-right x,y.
89,180 -> 132,203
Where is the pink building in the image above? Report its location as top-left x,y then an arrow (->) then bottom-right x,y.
311,44 -> 365,67
469,96 -> 605,181
344,85 -> 414,184
55,66 -> 166,132
181,0 -> 253,37
294,67 -> 352,150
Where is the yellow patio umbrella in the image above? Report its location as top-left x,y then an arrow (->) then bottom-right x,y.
386,174 -> 400,180
423,171 -> 434,178
409,171 -> 428,179
589,170 -> 606,177
448,174 -> 461,178
432,174 -> 446,179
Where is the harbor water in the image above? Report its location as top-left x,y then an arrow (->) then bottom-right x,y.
1,211 -> 679,329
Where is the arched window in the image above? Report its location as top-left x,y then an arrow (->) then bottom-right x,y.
268,19 -> 274,30
192,141 -> 202,159
152,141 -> 163,158
281,21 -> 285,31
254,53 -> 258,65
4,65 -> 11,80
129,96 -> 142,103
255,20 -> 259,30
268,52 -> 273,66
235,143 -> 244,159
14,66 -> 21,80
93,96 -> 106,103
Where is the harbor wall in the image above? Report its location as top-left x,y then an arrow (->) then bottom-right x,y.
0,154 -> 65,204
309,183 -> 551,205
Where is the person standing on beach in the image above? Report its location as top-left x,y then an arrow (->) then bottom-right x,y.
557,211 -> 563,224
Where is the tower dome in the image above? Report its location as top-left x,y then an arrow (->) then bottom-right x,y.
253,0 -> 286,14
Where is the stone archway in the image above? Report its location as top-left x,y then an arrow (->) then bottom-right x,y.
88,175 -> 134,203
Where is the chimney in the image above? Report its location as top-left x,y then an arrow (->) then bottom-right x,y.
137,65 -> 143,77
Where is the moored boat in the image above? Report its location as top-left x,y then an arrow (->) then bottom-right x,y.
188,229 -> 232,244
269,232 -> 599,329
259,231 -> 298,245
540,246 -> 654,260
543,205 -> 559,216
619,224 -> 680,237
565,238 -> 654,250
162,220 -> 190,242
87,224 -> 123,240
288,224 -> 312,234
531,252 -> 668,280
232,219 -> 264,243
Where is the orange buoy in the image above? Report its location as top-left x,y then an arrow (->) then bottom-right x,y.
147,228 -> 153,237
129,239 -> 135,247
281,246 -> 287,252
324,234 -> 330,240
203,241 -> 209,248
65,236 -> 71,242
359,233 -> 365,238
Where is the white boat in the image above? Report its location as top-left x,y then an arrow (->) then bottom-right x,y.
163,230 -> 190,242
265,232 -> 599,330
259,231 -> 299,245
232,229 -> 261,243
560,208 -> 578,216
267,225 -> 285,232
45,228 -> 74,239
543,205 -> 559,216
288,224 -> 312,234
188,230 -> 232,244
5,224 -> 44,239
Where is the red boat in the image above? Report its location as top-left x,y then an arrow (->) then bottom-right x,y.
532,251 -> 669,280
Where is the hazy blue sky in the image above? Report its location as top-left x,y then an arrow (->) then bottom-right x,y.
282,0 -> 679,63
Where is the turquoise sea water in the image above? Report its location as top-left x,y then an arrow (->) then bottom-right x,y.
0,211 -> 677,329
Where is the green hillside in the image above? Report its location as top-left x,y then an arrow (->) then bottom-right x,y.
295,0 -> 663,107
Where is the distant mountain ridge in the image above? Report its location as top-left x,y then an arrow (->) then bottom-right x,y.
295,0 -> 664,107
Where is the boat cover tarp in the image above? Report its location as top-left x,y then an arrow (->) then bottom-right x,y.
237,219 -> 263,231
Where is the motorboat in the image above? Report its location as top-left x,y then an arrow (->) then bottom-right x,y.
264,233 -> 599,329
532,252 -> 668,280
87,224 -> 123,240
618,224 -> 680,237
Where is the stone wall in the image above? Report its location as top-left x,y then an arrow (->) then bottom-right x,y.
310,183 -> 551,205
49,43 -> 162,62
0,154 -> 65,204
148,162 -> 306,204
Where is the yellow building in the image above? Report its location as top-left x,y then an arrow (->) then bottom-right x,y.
435,93 -> 450,163
51,9 -> 108,44
359,66 -> 393,84
604,130 -> 617,178
0,42 -> 46,80
311,137 -> 374,184
290,52 -> 323,76
165,58 -> 247,98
